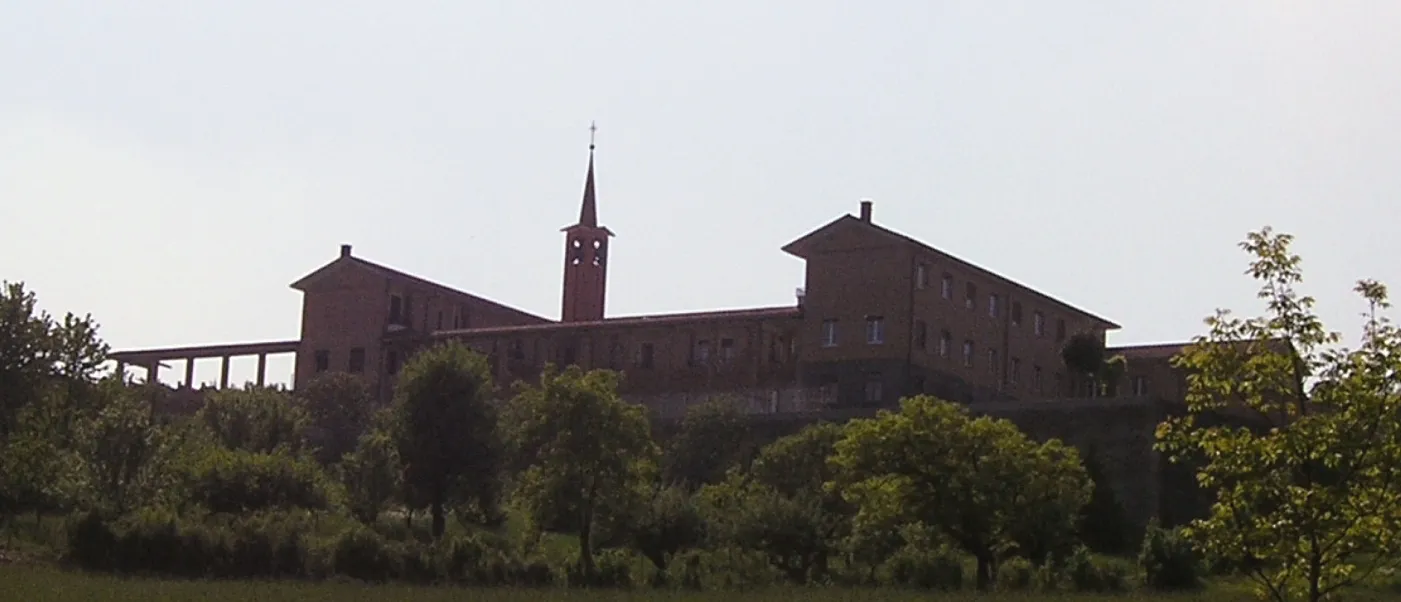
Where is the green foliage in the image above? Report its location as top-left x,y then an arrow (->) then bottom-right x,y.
182,447 -> 337,514
71,380 -> 164,514
503,364 -> 657,581
748,422 -> 845,497
339,428 -> 402,524
630,484 -> 705,571
0,281 -> 110,441
297,372 -> 376,465
1077,449 -> 1135,554
391,341 -> 502,538
1157,227 -> 1401,602
1138,520 -> 1202,591
831,395 -> 1091,590
196,386 -> 311,454
662,399 -> 751,489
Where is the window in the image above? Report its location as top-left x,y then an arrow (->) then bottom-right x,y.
1033,311 -> 1046,336
914,320 -> 928,350
915,263 -> 929,289
314,350 -> 330,372
389,295 -> 403,325
636,343 -> 655,368
1132,376 -> 1149,396
1032,365 -> 1043,392
962,340 -> 975,367
1011,302 -> 1023,326
769,337 -> 783,363
404,295 -> 415,328
387,350 -> 400,375
719,338 -> 735,364
1054,373 -> 1064,395
965,283 -> 977,309
1010,357 -> 1021,384
348,347 -> 366,373
941,274 -> 953,299
821,319 -> 838,347
866,316 -> 885,344
1056,319 -> 1067,342
938,330 -> 951,358
436,311 -> 444,330
988,294 -> 1000,318
694,339 -> 712,364
987,349 -> 999,376
864,373 -> 884,403
458,305 -> 472,329
508,339 -> 526,360
608,336 -> 624,369
560,342 -> 578,366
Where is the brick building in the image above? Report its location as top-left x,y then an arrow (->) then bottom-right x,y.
110,145 -> 1187,418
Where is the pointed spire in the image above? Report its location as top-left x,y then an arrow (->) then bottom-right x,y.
573,121 -> 599,227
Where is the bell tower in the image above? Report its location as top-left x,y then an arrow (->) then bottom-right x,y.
561,123 -> 614,322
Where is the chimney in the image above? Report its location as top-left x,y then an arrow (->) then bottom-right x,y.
340,244 -> 352,258
859,199 -> 873,222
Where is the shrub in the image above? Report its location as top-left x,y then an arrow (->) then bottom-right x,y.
996,556 -> 1035,591
331,526 -> 398,582
882,544 -> 963,590
1064,545 -> 1130,592
185,448 -> 337,514
566,547 -> 634,588
1139,520 -> 1202,590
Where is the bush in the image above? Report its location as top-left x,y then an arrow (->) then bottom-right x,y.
670,547 -> 780,591
566,548 -> 635,588
331,526 -> 398,582
185,448 -> 337,514
1064,545 -> 1130,592
1139,520 -> 1202,590
882,544 -> 963,590
65,508 -> 312,579
996,556 -> 1035,591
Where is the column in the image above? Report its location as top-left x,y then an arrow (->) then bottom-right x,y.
220,356 -> 231,389
185,358 -> 195,388
115,361 -> 126,381
256,354 -> 267,386
146,362 -> 159,385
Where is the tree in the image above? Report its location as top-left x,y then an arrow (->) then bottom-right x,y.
339,427 -> 402,524
73,378 -> 164,514
1157,227 -> 1401,602
297,372 -> 375,465
0,281 -> 109,440
502,365 -> 657,581
391,341 -> 501,539
831,396 -> 1091,590
662,398 -> 751,488
196,385 -> 310,454
629,485 -> 705,573
1061,333 -> 1127,397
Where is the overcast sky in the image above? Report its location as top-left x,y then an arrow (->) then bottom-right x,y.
3,1 -> 1399,386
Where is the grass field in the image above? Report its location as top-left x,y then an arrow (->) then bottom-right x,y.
0,563 -> 1278,602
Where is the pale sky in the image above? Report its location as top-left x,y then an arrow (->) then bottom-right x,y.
3,2 -> 1400,387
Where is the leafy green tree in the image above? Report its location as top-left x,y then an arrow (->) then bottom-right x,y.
298,372 -> 375,465
1077,448 -> 1134,554
1157,227 -> 1401,602
831,396 -> 1091,590
629,484 -> 705,573
696,473 -> 840,583
1060,333 -> 1127,396
750,422 -> 845,496
0,282 -> 55,436
392,341 -> 501,539
662,398 -> 751,489
0,281 -> 109,440
73,378 -> 164,514
503,364 -> 657,581
196,385 -> 310,454
339,427 -> 402,524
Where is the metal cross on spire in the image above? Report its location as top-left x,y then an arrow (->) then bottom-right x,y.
589,120 -> 597,151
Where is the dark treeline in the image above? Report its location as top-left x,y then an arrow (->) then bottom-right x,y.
0,280 -> 1202,593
